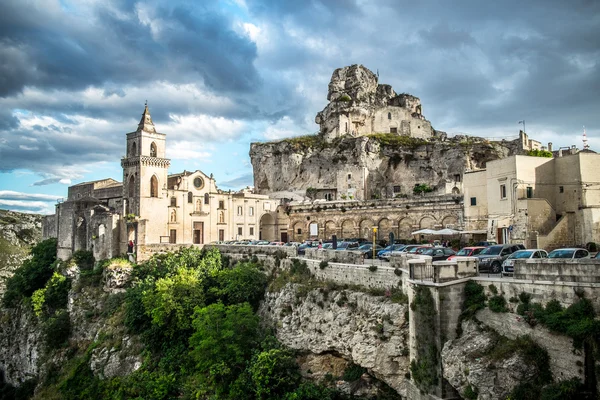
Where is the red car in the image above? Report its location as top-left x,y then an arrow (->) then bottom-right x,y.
446,246 -> 486,261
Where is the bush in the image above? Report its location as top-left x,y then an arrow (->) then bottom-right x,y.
44,310 -> 71,349
3,238 -> 57,307
342,363 -> 365,382
249,349 -> 301,399
368,265 -> 378,272
586,242 -> 598,252
319,261 -> 328,270
72,250 -> 95,270
488,295 -> 508,312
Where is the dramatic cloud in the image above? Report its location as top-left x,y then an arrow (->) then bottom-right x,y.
0,0 -> 598,211
0,191 -> 60,214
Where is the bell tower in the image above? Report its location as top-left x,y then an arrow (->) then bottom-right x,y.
121,103 -> 170,244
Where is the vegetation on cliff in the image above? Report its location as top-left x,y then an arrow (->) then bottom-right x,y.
2,244 -> 394,399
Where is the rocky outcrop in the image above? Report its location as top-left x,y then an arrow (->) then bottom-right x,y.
251,134 -> 523,200
259,283 -> 409,396
442,320 -> 538,400
315,65 -> 432,141
0,210 -> 43,296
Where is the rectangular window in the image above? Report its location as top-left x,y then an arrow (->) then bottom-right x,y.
454,174 -> 461,182
470,197 -> 477,206
526,186 -> 533,198
237,206 -> 243,216
219,229 -> 224,241
559,186 -> 564,193
393,185 -> 401,193
500,184 -> 507,199
347,173 -> 352,180
238,227 -> 243,236
297,228 -> 302,234
249,227 -> 254,236
390,127 -> 398,134
170,197 -> 177,207
249,206 -> 254,216
218,200 -> 224,209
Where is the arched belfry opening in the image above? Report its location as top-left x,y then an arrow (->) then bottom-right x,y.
128,175 -> 135,198
150,142 -> 157,157
150,176 -> 158,198
130,141 -> 137,157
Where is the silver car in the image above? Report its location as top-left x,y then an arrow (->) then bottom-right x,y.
501,249 -> 547,277
547,248 -> 590,259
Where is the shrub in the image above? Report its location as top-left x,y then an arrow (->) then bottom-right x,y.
413,183 -> 434,195
249,349 -> 301,399
488,295 -> 508,313
368,265 -> 378,272
586,242 -> 598,252
342,364 -> 365,382
3,238 -> 57,307
44,310 -> 71,349
319,261 -> 328,270
72,250 -> 95,270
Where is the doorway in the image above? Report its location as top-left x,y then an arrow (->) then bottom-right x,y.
193,222 -> 204,244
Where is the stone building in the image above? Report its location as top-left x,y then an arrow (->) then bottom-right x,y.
463,150 -> 600,248
315,64 -> 434,142
285,195 -> 462,243
43,105 -> 286,261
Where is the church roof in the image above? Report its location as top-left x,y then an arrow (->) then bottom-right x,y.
137,102 -> 156,134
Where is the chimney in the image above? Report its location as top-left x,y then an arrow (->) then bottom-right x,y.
548,142 -> 553,152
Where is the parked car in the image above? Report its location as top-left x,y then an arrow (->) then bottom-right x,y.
382,244 -> 426,261
358,244 -> 384,259
476,240 -> 498,247
322,242 -> 333,249
547,248 -> 590,259
501,249 -> 548,277
595,252 -> 600,259
447,246 -> 486,261
420,247 -> 456,261
297,241 -> 318,255
336,241 -> 360,251
378,244 -> 406,260
407,245 -> 433,255
268,241 -> 284,246
477,244 -> 525,273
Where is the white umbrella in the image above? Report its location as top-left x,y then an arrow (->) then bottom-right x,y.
436,228 -> 461,235
411,229 -> 437,235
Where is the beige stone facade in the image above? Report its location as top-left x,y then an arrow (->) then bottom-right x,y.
463,151 -> 600,248
43,105 -> 285,261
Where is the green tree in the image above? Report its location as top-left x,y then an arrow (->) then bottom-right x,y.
250,349 -> 301,400
189,302 -> 259,396
210,262 -> 268,309
3,237 -> 57,307
142,266 -> 205,336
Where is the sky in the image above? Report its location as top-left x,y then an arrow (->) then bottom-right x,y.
1,0 -> 599,214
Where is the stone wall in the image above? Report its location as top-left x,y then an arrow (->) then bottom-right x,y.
285,258 -> 404,290
136,243 -> 199,261
209,244 -> 297,258
304,248 -> 365,264
514,258 -> 600,283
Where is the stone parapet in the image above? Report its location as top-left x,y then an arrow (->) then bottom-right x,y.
304,248 -> 364,264
208,244 -> 297,258
514,258 -> 600,283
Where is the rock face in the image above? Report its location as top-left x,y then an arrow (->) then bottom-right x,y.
442,320 -> 538,400
259,283 -> 410,397
315,64 -> 433,141
0,264 -> 142,386
0,210 -> 43,296
250,134 -> 523,201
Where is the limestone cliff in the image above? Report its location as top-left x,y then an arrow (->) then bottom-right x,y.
250,134 -> 523,200
259,282 -> 410,397
0,210 -> 43,295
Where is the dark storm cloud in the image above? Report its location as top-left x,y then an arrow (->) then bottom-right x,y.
0,0 -> 260,97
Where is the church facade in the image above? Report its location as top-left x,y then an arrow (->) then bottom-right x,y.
43,105 -> 288,261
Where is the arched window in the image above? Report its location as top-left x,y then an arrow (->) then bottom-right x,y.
131,142 -> 137,156
188,192 -> 193,203
204,193 -> 209,205
150,142 -> 157,157
128,175 -> 135,198
388,112 -> 392,120
150,176 -> 158,198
